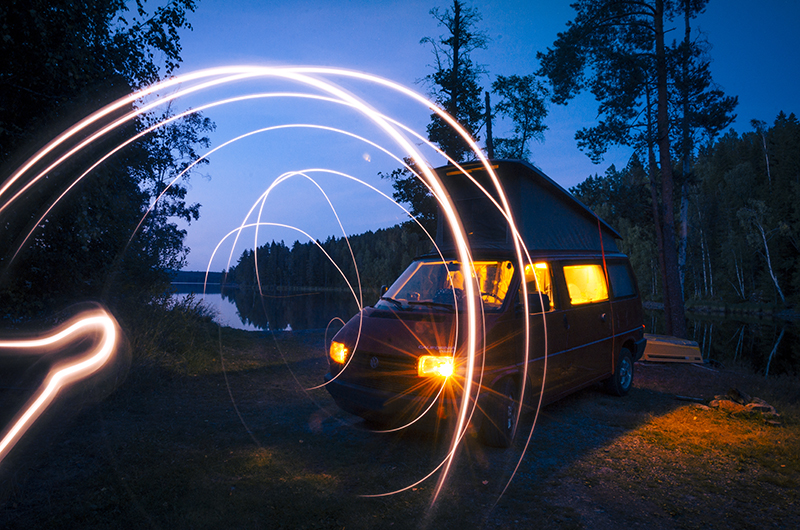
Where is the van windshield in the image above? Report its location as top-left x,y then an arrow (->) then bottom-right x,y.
377,259 -> 515,312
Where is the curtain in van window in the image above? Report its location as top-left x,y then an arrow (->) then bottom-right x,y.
563,264 -> 609,305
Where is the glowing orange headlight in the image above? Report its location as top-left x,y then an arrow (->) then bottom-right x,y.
329,341 -> 348,364
418,355 -> 454,378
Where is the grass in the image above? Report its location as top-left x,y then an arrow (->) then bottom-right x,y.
1,308 -> 799,529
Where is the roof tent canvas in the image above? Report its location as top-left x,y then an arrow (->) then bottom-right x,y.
434,159 -> 621,254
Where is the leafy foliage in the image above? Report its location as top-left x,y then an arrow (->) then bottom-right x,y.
0,0 -> 209,322
537,0 -> 737,337
420,0 -> 488,162
378,158 -> 438,237
386,2 -> 550,241
491,74 -> 549,160
383,1 -> 492,242
135,106 -> 216,271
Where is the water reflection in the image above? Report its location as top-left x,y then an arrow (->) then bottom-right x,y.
645,310 -> 799,375
219,287 -> 365,332
173,284 -> 365,331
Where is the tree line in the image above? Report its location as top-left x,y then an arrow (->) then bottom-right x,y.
572,113 -> 800,309
226,226 -> 430,293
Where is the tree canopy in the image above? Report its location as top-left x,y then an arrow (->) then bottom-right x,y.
537,0 -> 737,337
384,0 -> 549,238
0,0 -> 210,321
420,0 -> 488,162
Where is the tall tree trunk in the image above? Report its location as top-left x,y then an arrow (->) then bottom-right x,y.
646,83 -> 671,332
764,327 -> 785,377
449,0 -> 461,119
732,251 -> 745,300
679,182 -> 689,294
655,0 -> 687,338
485,91 -> 494,159
757,127 -> 772,189
756,221 -> 786,305
678,0 -> 691,298
649,145 -> 671,326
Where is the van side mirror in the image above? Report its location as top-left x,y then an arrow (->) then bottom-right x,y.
380,285 -> 388,296
517,293 -> 550,314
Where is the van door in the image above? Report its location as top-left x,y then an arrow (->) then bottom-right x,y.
515,262 -> 570,400
561,262 -> 614,386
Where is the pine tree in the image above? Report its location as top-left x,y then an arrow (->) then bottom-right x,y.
537,0 -> 734,337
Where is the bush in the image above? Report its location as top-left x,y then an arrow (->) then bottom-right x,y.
115,292 -> 220,374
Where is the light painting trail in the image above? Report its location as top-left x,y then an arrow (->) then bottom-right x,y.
0,308 -> 119,464
0,66 -> 552,510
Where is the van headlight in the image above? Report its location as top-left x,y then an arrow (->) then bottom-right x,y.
329,341 -> 349,364
418,355 -> 454,378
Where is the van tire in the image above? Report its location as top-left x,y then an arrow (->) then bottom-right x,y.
605,347 -> 634,396
479,376 -> 519,448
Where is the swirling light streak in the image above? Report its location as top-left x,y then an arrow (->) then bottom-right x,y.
227,74 -> 482,439
215,163 -> 511,443
0,308 -> 118,464
160,118 -> 481,435
0,70 -> 265,217
206,166 -> 452,399
286,66 -> 539,502
172,122 -> 469,436
203,216 -> 444,432
1,66 -> 553,506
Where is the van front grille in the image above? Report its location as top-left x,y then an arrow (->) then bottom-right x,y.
343,350 -> 423,394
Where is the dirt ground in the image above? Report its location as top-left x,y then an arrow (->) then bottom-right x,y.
0,329 -> 797,529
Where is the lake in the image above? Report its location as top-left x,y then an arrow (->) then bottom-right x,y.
174,284 -> 798,375
172,283 -> 365,333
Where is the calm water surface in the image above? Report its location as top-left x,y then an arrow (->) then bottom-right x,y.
173,284 -> 364,333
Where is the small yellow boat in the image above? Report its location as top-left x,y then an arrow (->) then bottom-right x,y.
641,334 -> 703,363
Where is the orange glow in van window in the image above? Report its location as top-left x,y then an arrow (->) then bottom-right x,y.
472,261 -> 514,308
563,264 -> 609,305
523,262 -> 553,310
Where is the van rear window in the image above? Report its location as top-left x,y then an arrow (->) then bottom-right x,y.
563,264 -> 609,305
608,263 -> 637,299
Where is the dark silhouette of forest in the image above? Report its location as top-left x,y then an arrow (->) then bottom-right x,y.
226,113 -> 799,315
226,225 -> 431,294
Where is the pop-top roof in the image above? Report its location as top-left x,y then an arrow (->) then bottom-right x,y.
433,159 -> 621,254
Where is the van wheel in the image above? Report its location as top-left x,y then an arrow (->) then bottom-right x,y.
605,347 -> 634,396
479,377 -> 518,448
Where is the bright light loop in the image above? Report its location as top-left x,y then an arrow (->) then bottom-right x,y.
0,309 -> 118,464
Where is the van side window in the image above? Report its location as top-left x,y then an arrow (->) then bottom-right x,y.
474,260 -> 515,309
563,264 -> 609,305
608,263 -> 637,299
518,262 -> 553,311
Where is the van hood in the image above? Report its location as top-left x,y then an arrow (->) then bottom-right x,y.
334,306 -> 462,362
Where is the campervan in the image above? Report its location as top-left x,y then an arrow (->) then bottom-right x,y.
324,160 -> 646,447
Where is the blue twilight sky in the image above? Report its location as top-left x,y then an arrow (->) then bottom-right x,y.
170,0 -> 800,272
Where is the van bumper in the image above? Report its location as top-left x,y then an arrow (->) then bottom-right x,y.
633,336 -> 647,362
324,372 -> 449,423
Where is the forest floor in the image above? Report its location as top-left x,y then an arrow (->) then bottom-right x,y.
1,328 -> 798,529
